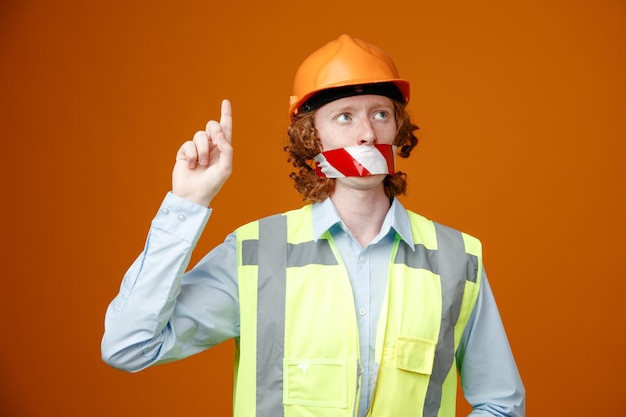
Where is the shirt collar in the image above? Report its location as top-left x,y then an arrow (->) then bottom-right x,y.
311,197 -> 415,249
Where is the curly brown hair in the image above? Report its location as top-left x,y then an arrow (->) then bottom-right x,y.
285,100 -> 419,202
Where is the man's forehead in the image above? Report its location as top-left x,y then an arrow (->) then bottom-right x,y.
319,94 -> 394,111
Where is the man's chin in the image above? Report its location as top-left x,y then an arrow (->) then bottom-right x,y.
336,174 -> 387,190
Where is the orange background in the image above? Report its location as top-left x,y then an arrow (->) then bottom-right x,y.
1,1 -> 625,415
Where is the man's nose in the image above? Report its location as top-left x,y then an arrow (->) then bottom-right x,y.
357,118 -> 376,145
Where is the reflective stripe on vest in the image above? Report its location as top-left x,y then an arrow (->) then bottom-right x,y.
235,206 -> 482,417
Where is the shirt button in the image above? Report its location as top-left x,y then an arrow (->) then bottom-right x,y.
161,207 -> 170,215
177,213 -> 186,221
359,308 -> 366,316
359,256 -> 367,263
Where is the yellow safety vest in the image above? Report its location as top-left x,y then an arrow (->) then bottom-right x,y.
234,205 -> 482,417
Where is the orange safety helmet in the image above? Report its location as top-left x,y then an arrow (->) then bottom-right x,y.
289,34 -> 410,118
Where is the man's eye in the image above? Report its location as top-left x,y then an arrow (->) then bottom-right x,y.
337,113 -> 351,122
374,111 -> 388,120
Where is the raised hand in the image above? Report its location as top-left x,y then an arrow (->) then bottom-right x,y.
172,99 -> 233,207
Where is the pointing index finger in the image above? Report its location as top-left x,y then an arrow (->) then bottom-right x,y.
220,99 -> 233,143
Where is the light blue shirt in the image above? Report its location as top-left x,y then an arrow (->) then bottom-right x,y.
102,192 -> 525,416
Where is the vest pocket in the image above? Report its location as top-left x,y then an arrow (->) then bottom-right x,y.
395,336 -> 436,375
283,359 -> 348,408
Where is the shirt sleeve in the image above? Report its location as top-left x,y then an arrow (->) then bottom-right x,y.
101,192 -> 240,372
456,270 -> 526,417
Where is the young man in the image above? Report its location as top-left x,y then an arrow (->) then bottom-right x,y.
102,34 -> 525,417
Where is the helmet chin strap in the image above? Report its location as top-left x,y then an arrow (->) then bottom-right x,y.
314,144 -> 396,178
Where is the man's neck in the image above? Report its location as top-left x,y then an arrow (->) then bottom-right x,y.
330,186 -> 391,247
